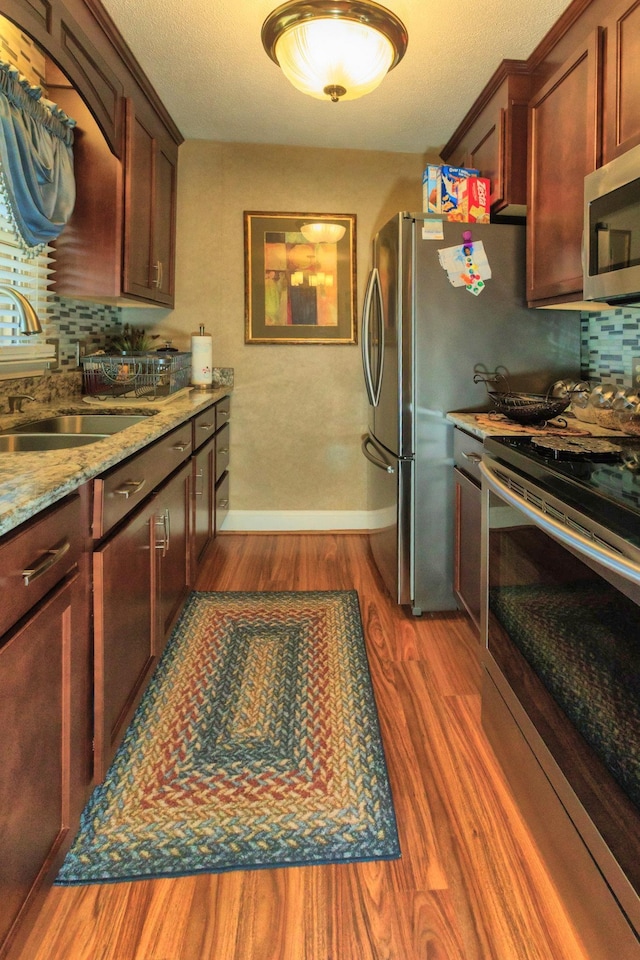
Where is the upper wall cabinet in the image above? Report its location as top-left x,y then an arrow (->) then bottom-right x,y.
526,31 -> 602,306
3,0 -> 124,155
3,0 -> 182,308
123,100 -> 177,306
441,61 -> 532,217
603,0 -> 640,161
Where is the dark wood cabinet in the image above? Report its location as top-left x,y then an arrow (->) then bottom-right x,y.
190,396 -> 232,574
155,460 -> 191,650
123,100 -> 177,305
5,0 -> 181,306
603,0 -> 640,161
453,430 -> 483,636
93,460 -> 191,781
0,494 -> 91,960
92,424 -> 193,780
93,496 -> 156,781
192,436 -> 215,569
527,31 -> 602,306
441,61 -> 531,217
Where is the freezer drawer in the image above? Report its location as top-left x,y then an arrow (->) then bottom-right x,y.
362,433 -> 412,607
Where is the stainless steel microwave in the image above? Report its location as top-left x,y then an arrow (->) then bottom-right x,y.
584,142 -> 640,305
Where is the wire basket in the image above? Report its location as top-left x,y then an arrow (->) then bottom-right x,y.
81,351 -> 192,400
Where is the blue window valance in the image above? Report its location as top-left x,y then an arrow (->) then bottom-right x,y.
0,60 -> 76,253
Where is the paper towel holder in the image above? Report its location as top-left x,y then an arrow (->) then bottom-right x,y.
191,325 -> 214,390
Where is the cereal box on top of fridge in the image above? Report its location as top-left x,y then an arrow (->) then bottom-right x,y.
440,165 -> 479,216
458,176 -> 491,222
422,164 -> 442,214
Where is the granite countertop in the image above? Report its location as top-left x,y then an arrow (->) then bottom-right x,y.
446,409 -> 628,440
0,387 -> 230,538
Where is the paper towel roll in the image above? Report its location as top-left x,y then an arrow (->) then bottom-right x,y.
191,331 -> 213,387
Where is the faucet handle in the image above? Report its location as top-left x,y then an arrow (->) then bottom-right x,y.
8,394 -> 35,414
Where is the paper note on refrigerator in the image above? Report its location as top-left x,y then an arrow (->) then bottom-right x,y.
438,240 -> 491,295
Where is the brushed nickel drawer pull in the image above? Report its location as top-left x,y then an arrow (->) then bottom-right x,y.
218,498 -> 229,508
23,539 -> 71,586
218,447 -> 229,455
218,409 -> 229,418
198,422 -> 214,431
172,441 -> 191,452
463,451 -> 482,463
114,478 -> 146,498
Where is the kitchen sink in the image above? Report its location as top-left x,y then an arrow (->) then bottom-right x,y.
4,414 -> 149,435
0,433 -> 109,452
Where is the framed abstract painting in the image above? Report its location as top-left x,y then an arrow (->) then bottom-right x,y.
244,211 -> 357,344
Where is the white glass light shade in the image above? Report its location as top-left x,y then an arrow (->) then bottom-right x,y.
300,222 -> 346,243
275,17 -> 393,101
262,2 -> 408,103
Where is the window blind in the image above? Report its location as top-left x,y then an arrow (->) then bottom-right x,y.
0,206 -> 55,373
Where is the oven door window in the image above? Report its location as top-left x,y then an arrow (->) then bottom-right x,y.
487,490 -> 640,890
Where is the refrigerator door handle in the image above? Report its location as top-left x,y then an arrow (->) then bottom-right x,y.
361,267 -> 384,407
361,434 -> 395,473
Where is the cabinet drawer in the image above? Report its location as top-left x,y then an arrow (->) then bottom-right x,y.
216,396 -> 231,431
0,494 -> 82,638
215,422 -> 230,482
215,471 -> 229,532
192,407 -> 217,450
453,429 -> 484,485
93,423 -> 192,538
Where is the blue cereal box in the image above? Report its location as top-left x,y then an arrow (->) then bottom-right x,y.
440,165 -> 479,217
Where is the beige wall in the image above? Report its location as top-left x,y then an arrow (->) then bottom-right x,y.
162,140 -> 427,525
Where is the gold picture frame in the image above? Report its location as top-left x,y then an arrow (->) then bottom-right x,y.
244,212 -> 357,344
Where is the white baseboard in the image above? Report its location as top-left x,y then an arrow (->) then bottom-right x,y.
221,510 -> 370,532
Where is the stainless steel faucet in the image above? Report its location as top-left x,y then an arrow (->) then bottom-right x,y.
8,395 -> 36,414
0,285 -> 42,335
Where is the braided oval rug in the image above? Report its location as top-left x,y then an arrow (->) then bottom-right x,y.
56,590 -> 399,885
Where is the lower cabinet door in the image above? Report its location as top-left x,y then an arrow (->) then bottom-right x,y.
93,501 -> 155,781
192,436 -> 215,570
0,574 -> 84,956
215,470 -> 230,533
454,466 -> 482,633
156,460 -> 191,651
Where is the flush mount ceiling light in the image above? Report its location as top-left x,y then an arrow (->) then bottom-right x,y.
300,221 -> 346,242
261,1 -> 408,103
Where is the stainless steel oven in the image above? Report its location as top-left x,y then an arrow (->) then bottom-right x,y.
480,435 -> 640,959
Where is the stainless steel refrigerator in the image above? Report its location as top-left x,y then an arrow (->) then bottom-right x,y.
361,213 -> 581,615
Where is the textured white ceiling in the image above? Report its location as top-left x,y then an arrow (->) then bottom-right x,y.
100,0 -> 572,153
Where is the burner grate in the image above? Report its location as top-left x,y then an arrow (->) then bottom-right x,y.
530,436 -> 625,460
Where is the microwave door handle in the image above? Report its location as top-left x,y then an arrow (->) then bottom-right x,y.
480,460 -> 640,588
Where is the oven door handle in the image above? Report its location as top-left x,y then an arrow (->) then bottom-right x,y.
480,460 -> 640,588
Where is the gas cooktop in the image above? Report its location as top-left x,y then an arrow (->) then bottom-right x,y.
484,433 -> 640,545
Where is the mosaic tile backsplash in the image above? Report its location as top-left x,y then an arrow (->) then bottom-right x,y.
581,306 -> 640,388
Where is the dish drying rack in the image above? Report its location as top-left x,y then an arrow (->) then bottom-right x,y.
81,351 -> 191,401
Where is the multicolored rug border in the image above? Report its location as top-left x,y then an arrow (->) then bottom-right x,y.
56,589 -> 400,885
